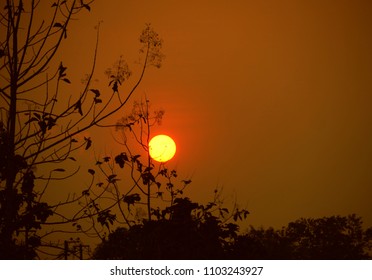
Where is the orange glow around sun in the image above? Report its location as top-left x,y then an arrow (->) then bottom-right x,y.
149,135 -> 176,163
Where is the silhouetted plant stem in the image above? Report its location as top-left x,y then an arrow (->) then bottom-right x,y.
146,99 -> 152,221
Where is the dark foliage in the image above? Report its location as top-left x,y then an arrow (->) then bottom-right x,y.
93,198 -> 240,259
93,201 -> 372,260
230,214 -> 372,260
285,214 -> 371,259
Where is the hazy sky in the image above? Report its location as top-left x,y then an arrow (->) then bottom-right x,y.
56,0 -> 372,229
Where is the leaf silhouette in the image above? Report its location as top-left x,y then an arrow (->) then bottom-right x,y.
53,22 -> 63,28
131,155 -> 141,162
82,190 -> 90,196
53,168 -> 65,172
75,99 -> 83,116
107,174 -> 118,183
94,98 -> 102,104
103,156 -> 111,162
58,62 -> 67,78
90,89 -> 100,97
123,193 -> 141,206
115,153 -> 128,168
83,4 -> 91,11
84,137 -> 92,150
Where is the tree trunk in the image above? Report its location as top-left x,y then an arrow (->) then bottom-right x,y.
1,0 -> 20,259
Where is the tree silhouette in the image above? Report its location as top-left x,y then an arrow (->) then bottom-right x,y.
93,196 -> 249,259
231,214 -> 371,260
66,98 -> 196,245
231,227 -> 292,259
72,96 -> 251,256
93,210 -> 371,260
0,0 -> 163,259
285,214 -> 371,259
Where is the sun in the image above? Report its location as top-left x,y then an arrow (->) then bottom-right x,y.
148,134 -> 176,163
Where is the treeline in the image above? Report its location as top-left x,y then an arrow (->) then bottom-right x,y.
93,198 -> 372,260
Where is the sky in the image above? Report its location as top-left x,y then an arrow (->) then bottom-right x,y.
49,0 -> 372,229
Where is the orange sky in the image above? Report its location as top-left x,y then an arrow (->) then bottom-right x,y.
54,0 -> 372,229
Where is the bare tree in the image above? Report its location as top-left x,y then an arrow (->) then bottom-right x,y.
0,0 -> 163,259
